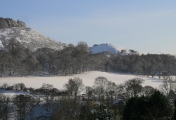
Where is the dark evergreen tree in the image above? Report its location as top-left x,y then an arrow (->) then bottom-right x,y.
123,91 -> 172,120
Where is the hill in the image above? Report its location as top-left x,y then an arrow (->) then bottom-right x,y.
0,17 -> 66,51
90,43 -> 139,55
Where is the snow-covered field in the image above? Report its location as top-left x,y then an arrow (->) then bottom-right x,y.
0,71 -> 164,90
0,90 -> 30,96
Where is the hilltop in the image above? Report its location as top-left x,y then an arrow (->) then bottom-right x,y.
0,17 -> 66,51
90,43 -> 139,55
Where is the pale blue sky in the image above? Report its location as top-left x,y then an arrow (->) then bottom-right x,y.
1,0 -> 176,54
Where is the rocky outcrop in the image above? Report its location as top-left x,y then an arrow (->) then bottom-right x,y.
0,17 -> 66,51
0,17 -> 26,29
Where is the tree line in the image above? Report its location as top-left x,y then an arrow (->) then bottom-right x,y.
108,54 -> 176,77
0,38 -> 176,78
0,39 -> 107,76
0,76 -> 176,119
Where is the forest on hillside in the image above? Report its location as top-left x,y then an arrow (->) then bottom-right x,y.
0,38 -> 176,78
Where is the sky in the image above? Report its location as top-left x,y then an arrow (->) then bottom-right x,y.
1,0 -> 176,54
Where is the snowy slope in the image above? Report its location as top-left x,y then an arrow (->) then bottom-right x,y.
0,71 -> 164,90
0,27 -> 66,51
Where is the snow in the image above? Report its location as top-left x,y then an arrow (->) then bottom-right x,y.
0,71 -> 165,119
0,27 -> 66,51
0,71 -> 164,90
0,40 -> 4,50
0,90 -> 29,97
90,44 -> 124,54
90,44 -> 139,55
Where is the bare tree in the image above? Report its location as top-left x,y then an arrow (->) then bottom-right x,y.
124,78 -> 144,97
41,83 -> 54,91
106,81 -> 117,100
159,76 -> 176,96
13,95 -> 33,120
12,83 -> 26,91
93,76 -> 108,100
64,77 -> 84,100
1,83 -> 9,89
115,78 -> 144,100
85,86 -> 94,100
0,94 -> 11,120
141,85 -> 155,96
